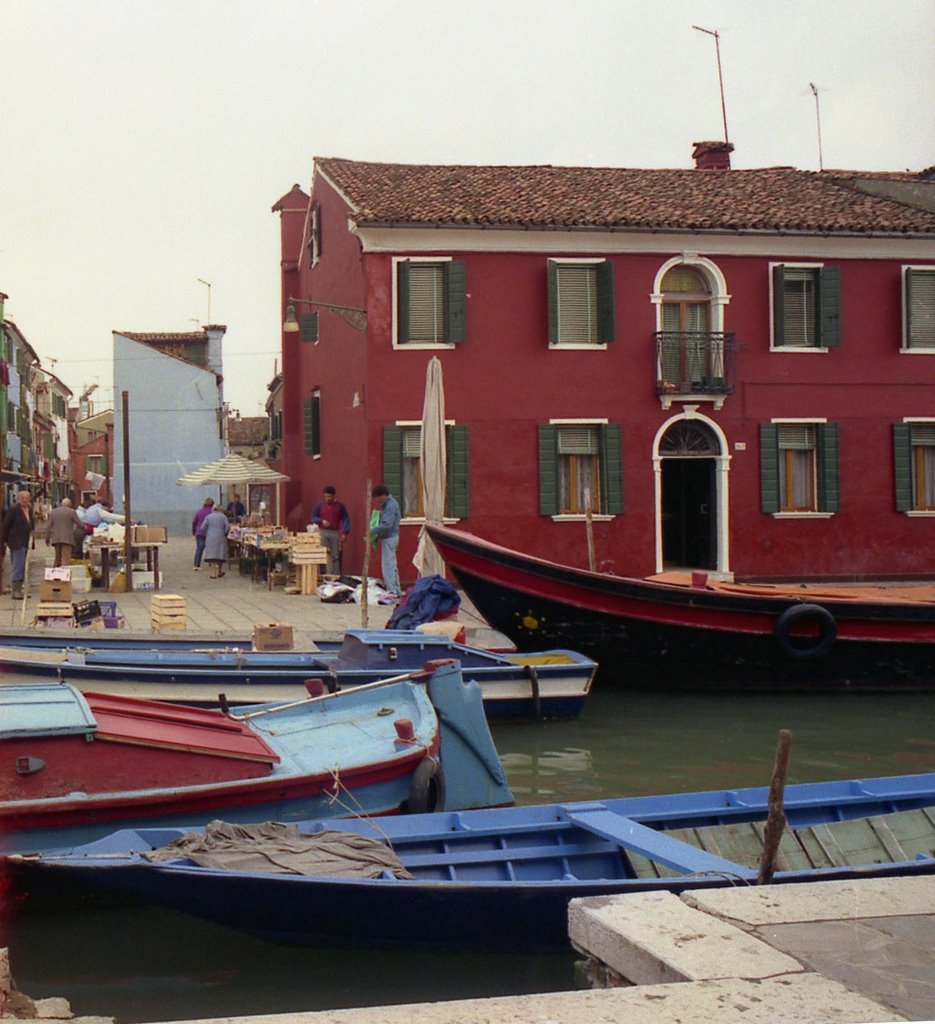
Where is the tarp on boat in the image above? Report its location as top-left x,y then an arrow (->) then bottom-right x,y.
387,574 -> 461,630
144,820 -> 413,878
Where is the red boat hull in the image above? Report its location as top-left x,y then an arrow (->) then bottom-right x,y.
428,527 -> 935,691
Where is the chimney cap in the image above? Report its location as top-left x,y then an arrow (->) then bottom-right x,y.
692,140 -> 735,170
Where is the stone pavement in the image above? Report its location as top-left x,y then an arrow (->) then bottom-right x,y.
0,535 -> 492,645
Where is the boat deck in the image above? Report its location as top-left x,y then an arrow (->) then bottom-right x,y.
648,572 -> 935,604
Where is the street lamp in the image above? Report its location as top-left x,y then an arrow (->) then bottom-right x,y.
283,296 -> 367,333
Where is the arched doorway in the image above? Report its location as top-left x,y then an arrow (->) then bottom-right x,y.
658,419 -> 722,571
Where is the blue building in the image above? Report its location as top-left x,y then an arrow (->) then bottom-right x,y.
112,326 -> 226,535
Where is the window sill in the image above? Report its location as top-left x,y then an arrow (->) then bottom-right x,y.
548,342 -> 608,350
400,516 -> 462,526
393,341 -> 458,350
550,514 -> 615,522
771,511 -> 835,519
904,510 -> 935,517
899,347 -> 935,354
768,346 -> 828,353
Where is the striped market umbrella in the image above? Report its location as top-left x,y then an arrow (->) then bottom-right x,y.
175,453 -> 290,486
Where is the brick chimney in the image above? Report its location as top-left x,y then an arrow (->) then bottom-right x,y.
692,140 -> 734,170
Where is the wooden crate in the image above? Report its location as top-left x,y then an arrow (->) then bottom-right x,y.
151,593 -> 187,632
35,600 -> 75,619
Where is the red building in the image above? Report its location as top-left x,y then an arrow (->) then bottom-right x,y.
273,145 -> 935,585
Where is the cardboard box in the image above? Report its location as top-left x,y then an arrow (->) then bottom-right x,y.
39,579 -> 73,602
253,623 -> 294,652
132,525 -> 169,544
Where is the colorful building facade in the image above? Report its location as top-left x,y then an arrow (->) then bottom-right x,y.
274,147 -> 935,585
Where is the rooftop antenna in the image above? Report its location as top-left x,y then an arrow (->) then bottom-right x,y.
809,82 -> 824,171
197,277 -> 212,322
693,25 -> 730,143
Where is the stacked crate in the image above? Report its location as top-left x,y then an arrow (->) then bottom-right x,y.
33,601 -> 75,628
290,533 -> 329,595
151,593 -> 187,631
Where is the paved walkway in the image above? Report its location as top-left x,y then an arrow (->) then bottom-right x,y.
0,535 -> 491,645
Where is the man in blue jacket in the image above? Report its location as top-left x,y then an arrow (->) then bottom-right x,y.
370,484 -> 401,597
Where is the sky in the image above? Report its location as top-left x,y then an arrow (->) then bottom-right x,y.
1,0 -> 932,420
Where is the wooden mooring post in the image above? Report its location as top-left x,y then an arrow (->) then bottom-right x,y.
758,728 -> 793,884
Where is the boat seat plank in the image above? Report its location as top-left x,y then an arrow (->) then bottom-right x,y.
562,810 -> 755,878
399,837 -> 622,872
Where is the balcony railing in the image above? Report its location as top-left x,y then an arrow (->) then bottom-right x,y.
655,331 -> 736,397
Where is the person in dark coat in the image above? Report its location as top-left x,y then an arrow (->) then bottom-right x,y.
1,489 -> 36,599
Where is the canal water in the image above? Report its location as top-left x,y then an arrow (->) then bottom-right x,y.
4,687 -> 934,1023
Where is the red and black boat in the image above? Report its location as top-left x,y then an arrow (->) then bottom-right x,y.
427,526 -> 935,691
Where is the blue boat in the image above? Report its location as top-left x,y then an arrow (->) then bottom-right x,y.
0,629 -> 596,719
7,772 -> 933,948
0,660 -> 513,854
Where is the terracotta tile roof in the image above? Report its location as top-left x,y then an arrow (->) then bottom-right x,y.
316,157 -> 935,236
120,332 -> 207,343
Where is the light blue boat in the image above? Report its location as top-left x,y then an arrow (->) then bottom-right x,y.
0,629 -> 597,719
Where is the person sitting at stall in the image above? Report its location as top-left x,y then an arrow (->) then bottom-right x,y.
83,499 -> 125,529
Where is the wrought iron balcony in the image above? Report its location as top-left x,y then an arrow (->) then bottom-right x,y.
655,331 -> 736,398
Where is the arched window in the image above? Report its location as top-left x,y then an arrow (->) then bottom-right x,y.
659,420 -> 721,457
661,266 -> 711,333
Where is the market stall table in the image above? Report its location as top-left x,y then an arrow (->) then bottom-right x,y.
94,541 -> 166,592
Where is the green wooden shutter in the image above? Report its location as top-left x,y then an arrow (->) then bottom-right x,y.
445,261 -> 466,343
596,261 -> 616,343
817,422 -> 840,511
397,261 -> 411,342
906,269 -> 935,348
299,313 -> 319,342
382,426 -> 404,500
446,425 -> 469,518
760,422 -> 780,513
303,397 -> 320,455
538,424 -> 559,515
819,266 -> 840,347
599,423 -> 623,514
547,262 -> 559,343
772,265 -> 786,346
893,422 -> 913,511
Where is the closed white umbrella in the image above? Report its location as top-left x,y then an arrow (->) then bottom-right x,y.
414,357 -> 447,578
175,453 -> 290,486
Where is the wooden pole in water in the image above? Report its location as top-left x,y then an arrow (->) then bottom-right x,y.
758,728 -> 793,884
359,478 -> 372,628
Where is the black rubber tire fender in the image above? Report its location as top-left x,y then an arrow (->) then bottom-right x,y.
406,757 -> 446,815
774,603 -> 837,661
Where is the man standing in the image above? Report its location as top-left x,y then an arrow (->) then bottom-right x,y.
1,490 -> 36,599
226,493 -> 246,522
370,484 -> 401,598
310,486 -> 350,575
45,498 -> 85,567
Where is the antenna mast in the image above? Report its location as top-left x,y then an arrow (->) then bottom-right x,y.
693,25 -> 729,143
810,83 -> 824,171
